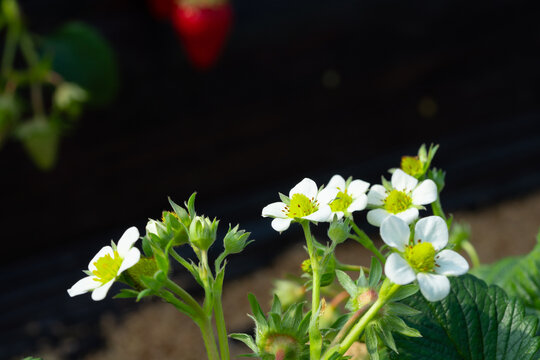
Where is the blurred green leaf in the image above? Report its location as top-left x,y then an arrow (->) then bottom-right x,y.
41,21 -> 119,107
15,117 -> 59,170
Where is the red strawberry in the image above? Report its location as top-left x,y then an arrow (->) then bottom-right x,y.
146,0 -> 174,20
171,0 -> 233,70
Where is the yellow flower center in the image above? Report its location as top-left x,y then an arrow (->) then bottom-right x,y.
92,250 -> 122,284
384,189 -> 413,214
285,193 -> 318,218
404,242 -> 436,272
401,156 -> 423,177
329,190 -> 353,213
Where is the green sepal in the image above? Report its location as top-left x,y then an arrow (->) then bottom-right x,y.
139,274 -> 163,292
368,257 -> 382,288
365,323 -> 379,360
113,289 -> 139,299
375,321 -> 398,353
136,288 -> 154,302
279,192 -> 291,205
336,270 -> 357,298
248,293 -> 268,327
141,235 -> 153,257
230,333 -> 259,353
168,196 -> 190,223
185,192 -> 197,218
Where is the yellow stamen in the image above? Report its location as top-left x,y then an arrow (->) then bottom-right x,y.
404,242 -> 436,272
285,193 -> 318,218
92,251 -> 122,284
384,189 -> 413,214
329,190 -> 353,213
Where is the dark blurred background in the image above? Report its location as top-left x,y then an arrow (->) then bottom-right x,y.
1,0 -> 540,358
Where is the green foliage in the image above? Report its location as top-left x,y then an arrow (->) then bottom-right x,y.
471,229 -> 540,315
41,21 -> 118,107
391,274 -> 540,360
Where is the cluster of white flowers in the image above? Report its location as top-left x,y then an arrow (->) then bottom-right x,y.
262,171 -> 468,301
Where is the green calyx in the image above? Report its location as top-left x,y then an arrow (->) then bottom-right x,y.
285,193 -> 318,219
404,242 -> 436,273
384,190 -> 413,214
329,190 -> 353,213
263,333 -> 301,360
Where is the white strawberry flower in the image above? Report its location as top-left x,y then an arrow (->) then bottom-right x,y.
325,175 -> 370,220
380,215 -> 469,302
67,227 -> 141,301
262,178 -> 338,232
366,169 -> 437,226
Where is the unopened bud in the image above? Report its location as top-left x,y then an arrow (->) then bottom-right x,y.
189,216 -> 218,251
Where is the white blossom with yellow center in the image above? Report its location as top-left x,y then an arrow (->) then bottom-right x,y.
262,178 -> 338,232
325,174 -> 370,220
67,227 -> 141,301
381,215 -> 469,302
366,169 -> 437,226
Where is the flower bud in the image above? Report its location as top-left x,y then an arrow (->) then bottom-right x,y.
53,82 -> 88,117
272,279 -> 306,310
223,224 -> 252,254
189,216 -> 218,251
327,218 -> 351,244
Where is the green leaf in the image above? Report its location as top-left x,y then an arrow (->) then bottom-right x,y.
41,21 -> 118,107
471,232 -> 540,312
390,274 -> 540,360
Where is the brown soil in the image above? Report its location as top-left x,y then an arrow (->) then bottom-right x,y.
38,190 -> 540,360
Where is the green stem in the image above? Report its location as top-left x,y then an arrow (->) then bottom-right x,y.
301,221 -> 322,360
335,261 -> 369,273
323,280 -> 400,359
213,287 -> 230,360
198,318 -> 221,360
19,33 -> 44,116
461,240 -> 481,268
350,222 -> 386,264
1,24 -> 19,80
164,278 -> 205,318
170,248 -> 195,273
431,196 -> 446,221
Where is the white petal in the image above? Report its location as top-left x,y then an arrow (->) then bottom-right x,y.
289,178 -> 318,199
391,169 -> 418,192
395,208 -> 419,224
435,250 -> 469,276
67,276 -> 99,297
367,185 -> 387,206
272,218 -> 292,232
88,246 -> 114,272
262,202 -> 288,218
146,220 -> 158,235
385,253 -> 416,285
91,279 -> 115,301
417,273 -> 450,302
348,179 -> 370,196
367,208 -> 390,227
317,187 -> 339,206
118,248 -> 141,274
380,215 -> 410,251
415,216 -> 448,250
412,179 -> 438,205
347,194 -> 367,212
304,205 -> 331,222
327,174 -> 346,190
117,226 -> 140,257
